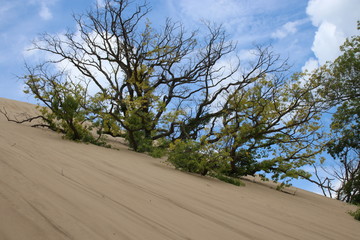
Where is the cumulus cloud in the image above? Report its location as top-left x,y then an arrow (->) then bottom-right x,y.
307,0 -> 359,33
311,21 -> 345,64
303,0 -> 360,70
301,57 -> 319,73
272,19 -> 308,39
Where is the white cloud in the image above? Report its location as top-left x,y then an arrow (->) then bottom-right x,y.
39,3 -> 52,20
304,0 -> 360,66
96,0 -> 106,8
167,0 -> 314,56
271,19 -> 308,39
302,57 -> 319,73
307,0 -> 359,33
23,27 -> 124,96
29,0 -> 57,21
311,21 -> 345,64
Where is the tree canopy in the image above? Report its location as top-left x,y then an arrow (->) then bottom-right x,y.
308,22 -> 359,203
20,0 -> 328,186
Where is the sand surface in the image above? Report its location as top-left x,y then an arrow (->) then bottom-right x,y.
0,97 -> 359,240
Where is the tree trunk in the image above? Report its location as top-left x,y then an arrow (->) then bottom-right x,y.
127,130 -> 138,151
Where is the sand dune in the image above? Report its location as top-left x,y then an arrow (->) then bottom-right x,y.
0,97 -> 359,240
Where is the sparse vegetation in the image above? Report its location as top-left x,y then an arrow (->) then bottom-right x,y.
168,139 -> 231,176
349,207 -> 360,221
11,0 -> 359,192
211,173 -> 244,186
22,65 -> 95,142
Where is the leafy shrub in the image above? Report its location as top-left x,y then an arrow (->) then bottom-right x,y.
210,173 -> 244,186
24,73 -> 105,146
168,140 -> 205,174
167,139 -> 231,176
148,147 -> 166,158
349,208 -> 360,221
148,139 -> 169,158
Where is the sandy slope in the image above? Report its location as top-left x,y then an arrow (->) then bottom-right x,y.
0,97 -> 359,240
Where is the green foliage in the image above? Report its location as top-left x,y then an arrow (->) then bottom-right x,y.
22,0 -> 330,188
315,21 -> 360,105
168,139 -> 231,176
167,73 -> 324,185
23,72 -> 102,145
168,139 -> 207,175
210,75 -> 324,183
167,139 -> 244,187
148,138 -> 170,158
349,207 -> 360,221
97,63 -> 179,153
148,147 -> 166,158
309,22 -> 360,202
210,173 -> 244,186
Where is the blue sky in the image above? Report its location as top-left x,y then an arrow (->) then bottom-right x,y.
1,0 -> 358,102
0,0 -> 359,193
